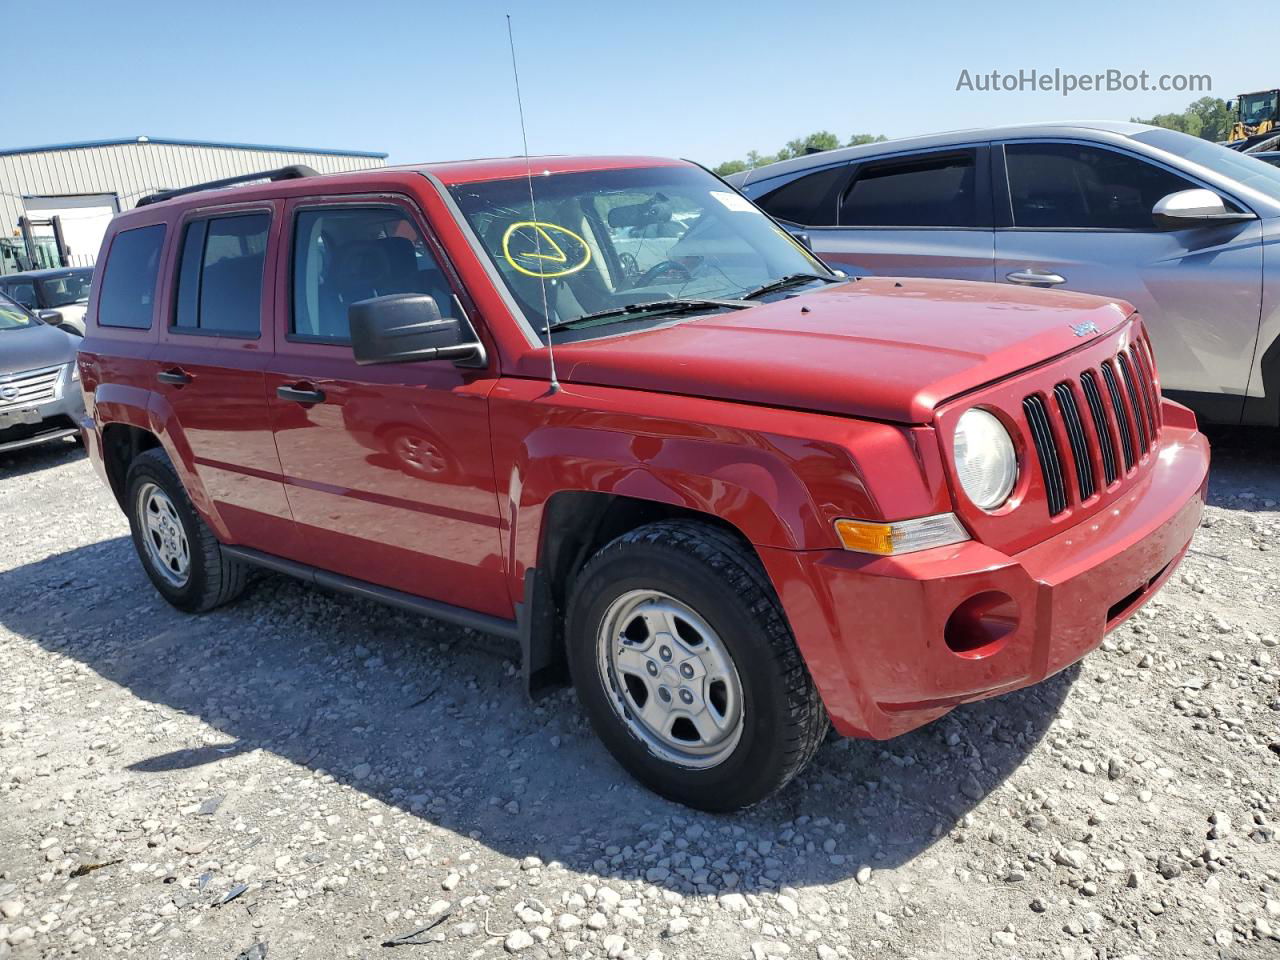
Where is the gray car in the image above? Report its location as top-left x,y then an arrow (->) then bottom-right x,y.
0,291 -> 85,455
0,267 -> 93,336
729,121 -> 1280,426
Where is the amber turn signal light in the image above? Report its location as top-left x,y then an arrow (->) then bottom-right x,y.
834,514 -> 970,556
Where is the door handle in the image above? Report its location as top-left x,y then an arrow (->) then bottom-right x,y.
1006,269 -> 1067,286
276,384 -> 326,404
156,368 -> 192,386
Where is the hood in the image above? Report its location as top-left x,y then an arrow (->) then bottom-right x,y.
553,278 -> 1133,423
0,321 -> 77,374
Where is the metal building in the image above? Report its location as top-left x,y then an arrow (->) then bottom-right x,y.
0,135 -> 387,274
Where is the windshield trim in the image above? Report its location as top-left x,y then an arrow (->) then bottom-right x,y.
432,165 -> 838,351
1128,128 -> 1280,213
421,169 -> 545,350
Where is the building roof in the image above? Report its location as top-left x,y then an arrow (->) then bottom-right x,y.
0,135 -> 387,160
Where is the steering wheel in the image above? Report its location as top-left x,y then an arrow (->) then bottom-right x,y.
636,260 -> 692,287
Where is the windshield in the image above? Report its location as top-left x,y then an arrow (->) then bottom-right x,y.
0,293 -> 37,332
1131,127 -> 1280,203
36,269 -> 92,308
1240,91 -> 1279,127
449,165 -> 829,340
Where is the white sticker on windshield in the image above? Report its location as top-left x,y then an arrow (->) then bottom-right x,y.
710,190 -> 759,213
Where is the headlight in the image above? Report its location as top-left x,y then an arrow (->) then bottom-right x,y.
953,408 -> 1017,510
70,363 -> 80,382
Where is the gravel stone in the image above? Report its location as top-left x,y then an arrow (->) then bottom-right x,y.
0,432 -> 1276,959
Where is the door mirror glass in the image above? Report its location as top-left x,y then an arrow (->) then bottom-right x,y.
1151,188 -> 1254,228
349,293 -> 484,366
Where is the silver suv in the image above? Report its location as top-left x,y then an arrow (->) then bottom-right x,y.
730,121 -> 1280,426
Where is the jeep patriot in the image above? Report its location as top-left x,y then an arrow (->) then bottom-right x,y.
77,158 -> 1210,810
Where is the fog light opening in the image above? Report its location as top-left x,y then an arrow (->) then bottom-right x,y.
944,591 -> 1019,660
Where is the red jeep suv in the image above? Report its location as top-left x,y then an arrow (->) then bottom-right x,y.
77,158 -> 1209,810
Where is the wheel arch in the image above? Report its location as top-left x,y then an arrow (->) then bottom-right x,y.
518,490 -> 764,697
100,421 -> 162,509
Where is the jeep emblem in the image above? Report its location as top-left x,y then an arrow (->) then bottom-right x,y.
1071,321 -> 1099,338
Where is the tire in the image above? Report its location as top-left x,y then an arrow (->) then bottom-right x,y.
124,447 -> 247,613
566,520 -> 828,811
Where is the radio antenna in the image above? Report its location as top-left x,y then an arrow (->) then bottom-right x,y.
506,13 -> 559,394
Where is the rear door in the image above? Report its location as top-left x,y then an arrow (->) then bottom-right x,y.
755,146 -> 996,280
993,139 -> 1264,413
264,195 -> 508,617
151,200 -> 301,554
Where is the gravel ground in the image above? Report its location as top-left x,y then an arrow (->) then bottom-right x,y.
1,431 -> 1278,960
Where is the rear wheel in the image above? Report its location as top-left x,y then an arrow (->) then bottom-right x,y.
125,448 -> 246,612
566,521 -> 828,811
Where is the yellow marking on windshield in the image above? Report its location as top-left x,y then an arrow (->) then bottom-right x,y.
502,221 -> 593,278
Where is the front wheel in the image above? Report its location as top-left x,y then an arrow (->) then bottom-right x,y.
566,521 -> 828,811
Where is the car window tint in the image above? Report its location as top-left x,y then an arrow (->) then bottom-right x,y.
292,206 -> 453,342
1005,142 -> 1197,229
840,151 -> 978,227
98,224 -> 166,329
6,281 -> 36,307
757,167 -> 846,226
173,214 -> 269,335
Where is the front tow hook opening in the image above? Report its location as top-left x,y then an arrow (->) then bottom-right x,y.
944,591 -> 1020,660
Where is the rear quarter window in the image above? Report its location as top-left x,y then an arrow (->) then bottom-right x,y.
98,224 -> 167,329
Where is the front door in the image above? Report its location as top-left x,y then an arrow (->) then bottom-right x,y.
151,201 -> 301,555
995,140 -> 1264,418
264,197 -> 508,617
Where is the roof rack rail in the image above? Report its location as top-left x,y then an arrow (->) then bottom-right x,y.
135,164 -> 319,207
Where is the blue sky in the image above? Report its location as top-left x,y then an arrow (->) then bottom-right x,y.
6,0 -> 1276,166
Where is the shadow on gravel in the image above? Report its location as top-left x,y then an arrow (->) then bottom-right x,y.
1201,425 -> 1280,513
1,533 -> 1079,896
0,437 -> 85,478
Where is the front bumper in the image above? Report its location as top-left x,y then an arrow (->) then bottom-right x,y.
0,368 -> 85,454
760,403 -> 1209,740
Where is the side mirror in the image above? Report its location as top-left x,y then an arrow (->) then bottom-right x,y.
36,309 -> 63,326
1152,189 -> 1256,229
349,293 -> 485,367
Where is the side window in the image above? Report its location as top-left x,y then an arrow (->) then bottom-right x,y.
98,224 -> 166,329
173,213 -> 269,335
756,167 -> 847,226
1004,142 -> 1198,230
6,282 -> 36,308
839,151 -> 979,227
292,205 -> 453,342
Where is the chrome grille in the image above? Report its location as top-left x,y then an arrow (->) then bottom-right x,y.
1023,339 -> 1162,518
1023,394 -> 1067,516
0,365 -> 62,409
1080,371 -> 1118,486
1100,361 -> 1136,471
1053,382 -> 1095,502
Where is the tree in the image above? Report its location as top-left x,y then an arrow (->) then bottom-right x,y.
712,130 -> 887,176
1132,96 -> 1231,142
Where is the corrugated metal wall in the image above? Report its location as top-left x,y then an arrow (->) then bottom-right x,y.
1,139 -> 386,264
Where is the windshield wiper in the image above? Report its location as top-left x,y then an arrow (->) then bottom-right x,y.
547,298 -> 751,332
739,273 -> 842,301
